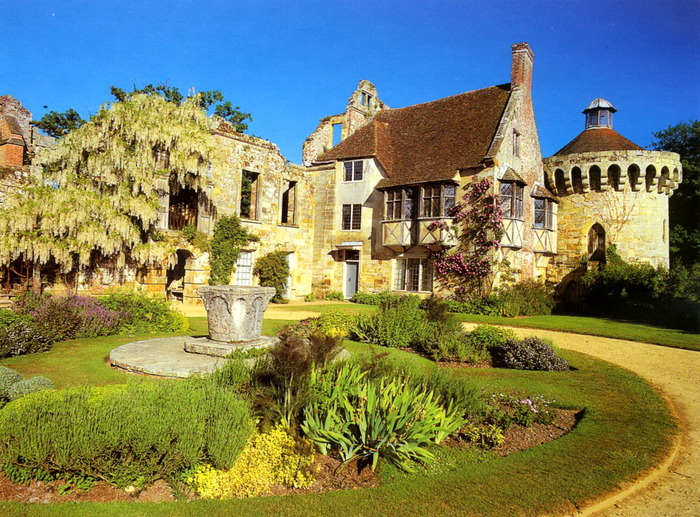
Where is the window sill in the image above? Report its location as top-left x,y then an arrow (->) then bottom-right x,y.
278,223 -> 299,228
241,219 -> 262,225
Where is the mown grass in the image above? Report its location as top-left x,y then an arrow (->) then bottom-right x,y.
0,331 -> 677,515
275,302 -> 699,350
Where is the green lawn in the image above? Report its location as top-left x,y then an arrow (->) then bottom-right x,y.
0,322 -> 678,515
275,302 -> 699,351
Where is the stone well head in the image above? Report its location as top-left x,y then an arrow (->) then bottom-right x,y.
197,285 -> 276,343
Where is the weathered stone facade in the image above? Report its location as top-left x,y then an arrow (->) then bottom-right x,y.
1,42 -> 682,301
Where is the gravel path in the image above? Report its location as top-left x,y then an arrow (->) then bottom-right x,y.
489,326 -> 700,516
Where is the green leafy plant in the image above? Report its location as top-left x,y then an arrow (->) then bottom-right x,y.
325,291 -> 344,301
182,223 -> 211,252
466,325 -> 517,351
0,381 -> 253,487
495,280 -> 555,317
100,291 -> 189,333
253,251 -> 290,303
302,363 -> 465,471
209,215 -> 259,285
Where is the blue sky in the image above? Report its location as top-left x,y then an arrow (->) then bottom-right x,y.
2,0 -> 698,162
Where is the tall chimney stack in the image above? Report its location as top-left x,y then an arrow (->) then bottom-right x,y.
511,43 -> 534,91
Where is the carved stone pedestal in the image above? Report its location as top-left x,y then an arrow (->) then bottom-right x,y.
185,285 -> 278,357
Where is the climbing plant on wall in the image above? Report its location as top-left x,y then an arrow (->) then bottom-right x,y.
253,251 -> 290,303
428,177 -> 504,300
208,216 -> 259,286
0,93 -> 221,292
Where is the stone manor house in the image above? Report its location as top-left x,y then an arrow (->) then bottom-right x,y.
0,43 -> 682,302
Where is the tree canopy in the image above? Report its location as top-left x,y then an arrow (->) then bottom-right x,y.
34,83 -> 253,139
0,93 -> 222,290
652,120 -> 700,264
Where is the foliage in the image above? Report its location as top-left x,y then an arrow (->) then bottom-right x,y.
109,82 -> 253,132
186,425 -> 316,499
488,393 -> 556,429
208,215 -> 259,285
5,375 -> 54,401
460,423 -> 505,448
0,381 -> 253,487
30,295 -> 122,340
581,246 -> 700,331
350,290 -> 402,306
441,296 -> 504,316
301,363 -> 465,471
429,178 -> 504,300
99,291 -> 189,333
491,337 -> 570,372
0,366 -> 23,403
465,325 -> 517,351
182,223 -> 211,252
494,280 -> 555,317
652,120 -> 699,264
0,93 -> 221,291
0,320 -> 55,359
325,291 -> 344,301
33,108 -> 86,138
253,251 -> 290,302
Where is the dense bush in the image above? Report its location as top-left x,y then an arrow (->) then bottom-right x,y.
465,325 -> 517,351
5,376 -> 54,401
186,425 -> 316,499
494,280 -> 555,317
440,296 -> 504,316
580,246 -> 700,331
491,337 -> 570,372
254,251 -> 290,303
31,295 -> 122,341
0,321 -> 55,359
350,291 -> 402,306
302,363 -> 465,471
0,381 -> 253,487
100,291 -> 189,334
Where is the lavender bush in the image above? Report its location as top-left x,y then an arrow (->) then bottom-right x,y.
491,337 -> 570,372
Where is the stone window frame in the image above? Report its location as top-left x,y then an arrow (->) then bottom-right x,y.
393,257 -> 433,293
280,179 -> 298,225
341,203 -> 362,231
240,170 -> 261,221
343,160 -> 364,182
234,250 -> 254,286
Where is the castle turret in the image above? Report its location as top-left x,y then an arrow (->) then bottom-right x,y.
543,99 -> 682,282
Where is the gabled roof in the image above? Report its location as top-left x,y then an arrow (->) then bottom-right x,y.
318,84 -> 511,188
553,127 -> 643,156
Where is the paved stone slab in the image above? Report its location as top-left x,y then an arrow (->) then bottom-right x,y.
109,337 -> 225,378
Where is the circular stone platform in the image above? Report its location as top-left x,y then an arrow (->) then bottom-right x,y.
110,337 -> 226,378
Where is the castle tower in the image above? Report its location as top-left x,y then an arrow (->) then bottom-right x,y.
543,99 -> 682,283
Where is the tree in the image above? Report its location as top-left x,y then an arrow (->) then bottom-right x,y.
110,83 -> 252,132
32,109 -> 86,138
0,93 -> 221,292
651,120 -> 700,264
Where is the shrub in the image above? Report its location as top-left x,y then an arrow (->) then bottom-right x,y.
0,381 -> 253,487
0,366 -> 23,401
31,295 -> 121,341
186,425 -> 316,499
466,325 -> 517,351
315,311 -> 356,338
350,291 -> 401,306
254,251 -> 290,303
495,280 -> 555,317
182,223 -> 211,252
460,423 -> 505,448
442,296 -> 504,316
302,363 -> 465,471
0,321 -> 55,359
489,393 -> 557,428
100,291 -> 189,334
325,291 -> 344,301
491,337 -> 570,372
374,297 -> 426,348
5,376 -> 54,401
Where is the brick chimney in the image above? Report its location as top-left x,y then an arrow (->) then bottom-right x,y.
511,43 -> 534,91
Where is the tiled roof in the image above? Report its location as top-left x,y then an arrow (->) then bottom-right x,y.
318,84 -> 511,188
553,127 -> 643,156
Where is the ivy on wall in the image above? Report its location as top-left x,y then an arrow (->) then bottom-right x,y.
253,251 -> 290,303
209,216 -> 259,286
